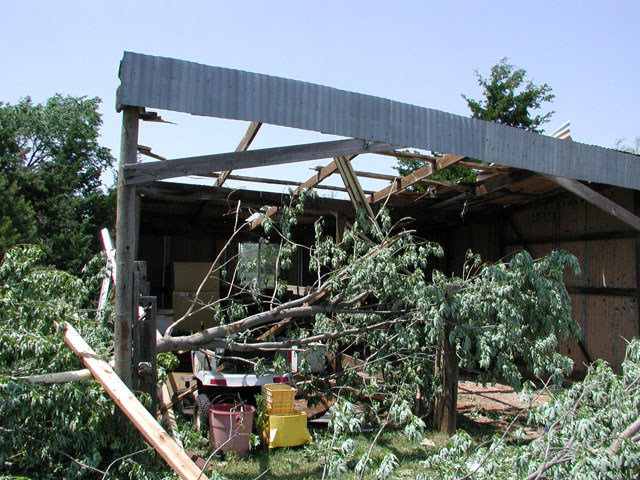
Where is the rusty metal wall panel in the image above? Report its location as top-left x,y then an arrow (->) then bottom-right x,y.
117,52 -> 640,190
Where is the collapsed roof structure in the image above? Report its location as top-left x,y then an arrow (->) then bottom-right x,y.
114,52 -> 640,386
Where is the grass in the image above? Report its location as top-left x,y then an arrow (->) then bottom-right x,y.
175,404 -> 535,479
180,421 -> 451,480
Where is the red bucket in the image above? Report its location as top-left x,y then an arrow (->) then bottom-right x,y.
209,403 -> 255,456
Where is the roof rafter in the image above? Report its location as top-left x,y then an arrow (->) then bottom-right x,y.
215,121 -> 262,187
368,154 -> 466,204
249,156 -> 348,230
543,174 -> 640,232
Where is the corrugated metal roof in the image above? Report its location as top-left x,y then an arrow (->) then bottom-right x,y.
118,52 -> 640,190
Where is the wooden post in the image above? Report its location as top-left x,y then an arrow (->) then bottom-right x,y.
115,106 -> 139,387
433,319 -> 459,435
133,295 -> 158,414
434,288 -> 459,435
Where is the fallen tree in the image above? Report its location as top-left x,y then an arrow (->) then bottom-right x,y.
157,196 -> 580,434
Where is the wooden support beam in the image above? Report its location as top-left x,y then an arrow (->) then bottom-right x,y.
115,107 -> 139,387
205,171 -> 374,194
543,174 -> 640,233
429,171 -> 533,210
63,322 -> 208,480
124,139 -> 395,185
335,155 -> 378,225
215,121 -> 262,187
368,154 -> 465,204
136,181 -> 358,217
250,157 -> 344,230
97,228 -> 116,319
503,229 -> 639,246
566,285 -> 639,297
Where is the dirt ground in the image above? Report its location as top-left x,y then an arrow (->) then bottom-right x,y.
457,380 -> 549,440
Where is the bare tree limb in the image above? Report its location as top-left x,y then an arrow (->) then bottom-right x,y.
609,415 -> 640,455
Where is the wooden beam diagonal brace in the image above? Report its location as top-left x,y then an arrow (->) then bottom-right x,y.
335,155 -> 378,225
542,174 -> 640,233
123,139 -> 396,185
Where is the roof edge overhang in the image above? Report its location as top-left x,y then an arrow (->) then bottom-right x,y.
117,52 -> 640,190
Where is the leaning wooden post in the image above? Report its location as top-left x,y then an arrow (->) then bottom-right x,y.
115,106 -> 139,387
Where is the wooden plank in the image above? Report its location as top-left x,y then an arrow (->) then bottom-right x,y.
159,383 -> 184,448
97,228 -> 116,318
543,174 -> 640,232
136,181 -> 358,216
115,107 -> 139,387
206,172 -> 374,194
215,121 -> 262,187
124,139 -> 395,185
335,155 -> 378,224
63,322 -> 207,480
429,171 -> 533,210
368,154 -> 465,204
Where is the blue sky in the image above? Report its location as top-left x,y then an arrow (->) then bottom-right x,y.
1,1 -> 638,191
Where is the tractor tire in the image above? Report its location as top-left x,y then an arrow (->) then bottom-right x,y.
194,392 -> 212,435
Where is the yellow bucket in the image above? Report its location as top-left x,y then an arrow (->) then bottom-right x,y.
261,409 -> 312,448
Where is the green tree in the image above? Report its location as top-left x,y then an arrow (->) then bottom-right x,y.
395,58 -> 555,184
0,95 -> 115,273
462,57 -> 555,131
0,245 -> 172,478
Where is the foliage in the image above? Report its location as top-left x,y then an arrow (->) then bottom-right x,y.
0,245 -> 172,478
394,153 -> 477,188
462,57 -> 555,132
299,209 -> 578,411
421,339 -> 640,479
395,58 -> 554,185
0,95 -> 115,273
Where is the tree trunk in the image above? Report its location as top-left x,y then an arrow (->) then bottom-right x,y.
433,320 -> 459,435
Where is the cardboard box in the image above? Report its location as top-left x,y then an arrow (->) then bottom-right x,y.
173,262 -> 220,292
172,291 -> 220,332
